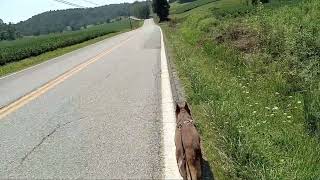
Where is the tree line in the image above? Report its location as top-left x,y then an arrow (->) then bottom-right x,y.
0,1 -> 150,40
15,2 -> 150,36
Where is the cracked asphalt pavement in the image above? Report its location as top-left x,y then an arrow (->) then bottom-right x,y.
0,19 -> 163,179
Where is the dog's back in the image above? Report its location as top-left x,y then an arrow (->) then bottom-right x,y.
175,102 -> 202,180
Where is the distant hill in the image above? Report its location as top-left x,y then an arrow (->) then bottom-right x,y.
15,2 -> 150,36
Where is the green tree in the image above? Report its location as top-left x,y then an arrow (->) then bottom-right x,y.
152,0 -> 170,22
0,22 -> 20,41
131,1 -> 150,19
7,23 -> 16,40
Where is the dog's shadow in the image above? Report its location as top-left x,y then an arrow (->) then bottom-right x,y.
202,158 -> 215,180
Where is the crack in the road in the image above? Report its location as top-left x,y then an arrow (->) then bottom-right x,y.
20,125 -> 59,164
106,73 -> 111,79
19,116 -> 87,165
133,102 -> 158,122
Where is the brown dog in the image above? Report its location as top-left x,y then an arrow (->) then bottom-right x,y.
175,102 -> 202,180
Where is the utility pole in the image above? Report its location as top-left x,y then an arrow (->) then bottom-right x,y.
128,4 -> 133,30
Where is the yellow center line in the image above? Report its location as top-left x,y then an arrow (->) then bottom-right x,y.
0,34 -> 136,120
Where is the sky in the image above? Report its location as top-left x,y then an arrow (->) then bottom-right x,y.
0,0 -> 136,24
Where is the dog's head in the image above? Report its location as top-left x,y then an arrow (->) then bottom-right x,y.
175,102 -> 191,120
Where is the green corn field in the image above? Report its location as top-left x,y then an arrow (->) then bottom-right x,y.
0,19 -> 139,65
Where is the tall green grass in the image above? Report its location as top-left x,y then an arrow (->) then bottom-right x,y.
163,0 -> 320,179
170,0 -> 218,14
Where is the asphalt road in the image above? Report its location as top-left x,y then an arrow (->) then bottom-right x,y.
0,19 -> 164,179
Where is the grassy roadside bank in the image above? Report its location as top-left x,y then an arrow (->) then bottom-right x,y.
162,0 -> 320,179
0,20 -> 142,77
170,0 -> 217,14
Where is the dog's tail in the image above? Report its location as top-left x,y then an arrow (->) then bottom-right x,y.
185,148 -> 201,180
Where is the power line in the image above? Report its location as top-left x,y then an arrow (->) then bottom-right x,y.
53,0 -> 85,8
78,0 -> 99,6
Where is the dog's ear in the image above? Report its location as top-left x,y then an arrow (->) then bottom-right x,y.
184,102 -> 191,115
175,103 -> 180,117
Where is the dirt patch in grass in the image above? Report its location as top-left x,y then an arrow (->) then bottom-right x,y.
216,24 -> 259,53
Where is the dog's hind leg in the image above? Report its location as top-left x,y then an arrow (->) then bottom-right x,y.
178,156 -> 187,180
176,130 -> 187,179
185,149 -> 200,180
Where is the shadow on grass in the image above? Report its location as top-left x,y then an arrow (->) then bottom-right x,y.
179,0 -> 197,3
202,158 -> 215,180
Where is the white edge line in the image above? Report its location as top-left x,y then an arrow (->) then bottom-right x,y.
159,25 -> 182,179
